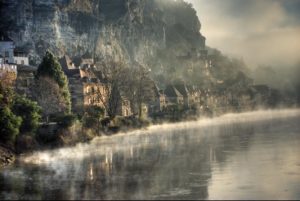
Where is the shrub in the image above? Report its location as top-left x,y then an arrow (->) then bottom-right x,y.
56,114 -> 78,128
0,106 -> 22,144
12,96 -> 42,135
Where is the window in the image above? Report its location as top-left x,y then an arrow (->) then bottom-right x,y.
5,51 -> 9,57
21,60 -> 24,65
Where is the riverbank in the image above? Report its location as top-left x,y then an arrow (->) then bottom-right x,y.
0,145 -> 15,168
1,107 -> 298,168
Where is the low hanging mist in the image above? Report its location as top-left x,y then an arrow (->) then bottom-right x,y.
22,109 -> 300,166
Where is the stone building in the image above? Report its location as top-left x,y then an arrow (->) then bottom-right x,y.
60,55 -> 109,115
174,84 -> 194,108
148,84 -> 166,114
14,50 -> 29,66
164,85 -> 184,106
0,35 -> 14,64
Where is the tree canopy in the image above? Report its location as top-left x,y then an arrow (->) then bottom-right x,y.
12,96 -> 41,134
36,51 -> 71,114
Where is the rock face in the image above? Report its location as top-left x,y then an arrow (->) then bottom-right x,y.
0,0 -> 206,67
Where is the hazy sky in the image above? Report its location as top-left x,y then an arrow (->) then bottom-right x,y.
185,0 -> 300,68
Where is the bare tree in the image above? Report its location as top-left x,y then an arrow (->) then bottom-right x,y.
93,60 -> 129,119
33,76 -> 67,122
124,64 -> 155,118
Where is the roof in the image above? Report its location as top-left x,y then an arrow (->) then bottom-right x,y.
164,85 -> 183,98
59,55 -> 76,70
174,84 -> 189,97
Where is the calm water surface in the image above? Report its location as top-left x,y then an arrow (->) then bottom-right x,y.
0,109 -> 300,200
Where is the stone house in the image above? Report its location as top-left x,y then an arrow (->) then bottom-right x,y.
0,35 -> 14,64
0,36 -> 29,66
14,50 -> 29,66
148,84 -> 166,114
174,84 -> 193,108
116,93 -> 132,117
186,85 -> 202,106
164,85 -> 184,106
60,55 -> 108,115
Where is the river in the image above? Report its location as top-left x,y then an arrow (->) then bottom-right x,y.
0,109 -> 300,200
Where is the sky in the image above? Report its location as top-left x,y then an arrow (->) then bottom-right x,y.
185,0 -> 300,68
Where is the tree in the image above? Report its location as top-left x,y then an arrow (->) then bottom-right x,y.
0,70 -> 17,108
36,50 -> 71,113
83,106 -> 105,134
125,65 -> 155,119
33,76 -> 67,122
93,60 -> 130,119
0,106 -> 22,144
12,96 -> 41,134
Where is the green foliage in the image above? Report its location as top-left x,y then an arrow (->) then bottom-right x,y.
36,50 -> 67,88
83,106 -> 105,129
83,116 -> 98,129
0,106 -> 22,144
55,114 -> 78,129
12,96 -> 42,134
0,82 -> 15,107
85,106 -> 105,120
36,50 -> 71,114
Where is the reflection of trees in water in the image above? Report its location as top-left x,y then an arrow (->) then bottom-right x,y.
212,122 -> 255,165
0,120 -> 262,200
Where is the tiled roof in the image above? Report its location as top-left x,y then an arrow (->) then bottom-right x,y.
165,85 -> 183,97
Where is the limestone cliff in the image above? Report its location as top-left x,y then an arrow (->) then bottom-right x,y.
0,0 -> 206,68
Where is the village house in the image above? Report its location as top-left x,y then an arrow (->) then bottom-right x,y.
174,84 -> 194,108
0,35 -> 14,64
148,84 -> 167,114
73,52 -> 95,68
0,35 -> 30,66
164,85 -> 184,106
60,55 -> 108,114
14,49 -> 29,66
60,55 -> 133,117
187,85 -> 202,106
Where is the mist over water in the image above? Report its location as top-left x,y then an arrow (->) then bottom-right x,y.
1,109 -> 300,200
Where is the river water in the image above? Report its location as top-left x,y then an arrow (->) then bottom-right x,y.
0,109 -> 300,200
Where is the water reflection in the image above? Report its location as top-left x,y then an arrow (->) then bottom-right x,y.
0,109 -> 300,200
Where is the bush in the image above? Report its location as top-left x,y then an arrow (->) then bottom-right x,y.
12,96 -> 41,135
56,114 -> 78,128
0,107 -> 22,144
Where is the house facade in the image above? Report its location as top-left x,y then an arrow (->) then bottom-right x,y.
0,35 -> 14,64
60,55 -> 109,115
164,85 -> 184,106
14,50 -> 29,66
